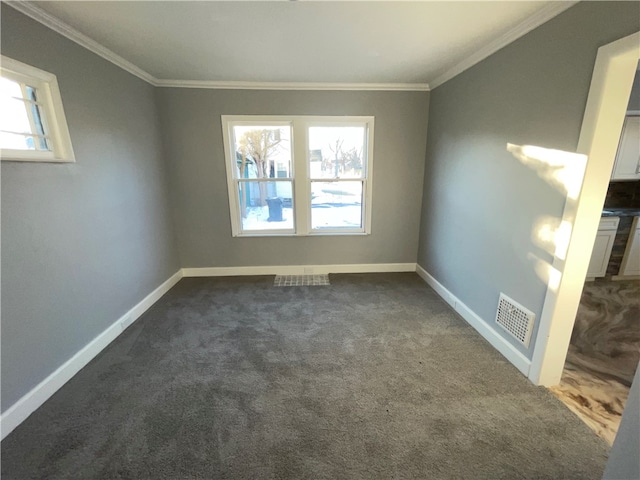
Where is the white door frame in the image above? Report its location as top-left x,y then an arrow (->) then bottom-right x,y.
529,31 -> 640,386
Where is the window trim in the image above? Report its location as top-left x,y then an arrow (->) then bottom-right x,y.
1,56 -> 75,163
222,115 -> 374,237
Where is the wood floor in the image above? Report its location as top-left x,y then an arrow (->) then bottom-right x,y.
549,279 -> 640,445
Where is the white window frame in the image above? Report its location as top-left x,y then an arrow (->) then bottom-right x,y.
1,56 -> 75,163
222,115 -> 374,237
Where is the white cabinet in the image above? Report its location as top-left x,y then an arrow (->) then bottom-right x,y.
611,116 -> 640,181
620,216 -> 640,277
587,217 -> 619,278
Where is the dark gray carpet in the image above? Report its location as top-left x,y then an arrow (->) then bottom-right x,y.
1,273 -> 609,479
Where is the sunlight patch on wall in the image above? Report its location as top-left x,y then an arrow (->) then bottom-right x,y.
507,144 -> 588,200
512,143 -> 583,296
528,252 -> 562,293
553,221 -> 573,261
532,216 -> 573,261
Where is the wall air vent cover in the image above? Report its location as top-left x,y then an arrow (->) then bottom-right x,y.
495,293 -> 535,348
274,274 -> 330,287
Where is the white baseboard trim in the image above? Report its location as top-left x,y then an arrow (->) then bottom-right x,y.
415,264 -> 532,377
182,263 -> 417,277
0,270 -> 183,441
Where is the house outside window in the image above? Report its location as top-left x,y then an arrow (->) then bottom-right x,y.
222,115 -> 374,236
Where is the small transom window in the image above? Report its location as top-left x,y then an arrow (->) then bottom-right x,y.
1,56 -> 75,163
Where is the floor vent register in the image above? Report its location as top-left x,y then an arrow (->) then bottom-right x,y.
274,274 -> 330,287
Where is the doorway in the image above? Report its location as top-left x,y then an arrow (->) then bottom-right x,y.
528,31 -> 640,388
548,84 -> 640,442
528,30 -> 640,445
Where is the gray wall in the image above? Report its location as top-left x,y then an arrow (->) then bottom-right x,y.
157,89 -> 429,268
417,1 -> 640,358
603,362 -> 640,480
1,6 -> 180,411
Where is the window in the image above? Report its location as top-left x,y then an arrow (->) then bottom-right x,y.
1,56 -> 75,163
222,116 -> 374,236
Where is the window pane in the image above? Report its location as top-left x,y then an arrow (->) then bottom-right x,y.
25,85 -> 38,102
30,101 -> 48,141
0,131 -> 38,150
308,126 -> 365,179
311,181 -> 363,229
0,77 -> 22,98
239,181 -> 294,231
0,97 -> 32,136
30,102 -> 44,134
0,78 -> 49,151
36,135 -> 49,151
232,125 -> 292,180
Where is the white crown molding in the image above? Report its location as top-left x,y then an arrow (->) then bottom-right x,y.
5,1 -> 429,92
430,1 -> 579,89
5,1 -> 158,86
154,79 -> 430,92
6,0 -> 575,93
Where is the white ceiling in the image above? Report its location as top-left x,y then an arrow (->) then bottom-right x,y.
18,1 -> 575,89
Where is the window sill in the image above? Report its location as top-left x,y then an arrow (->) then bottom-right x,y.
1,150 -> 75,163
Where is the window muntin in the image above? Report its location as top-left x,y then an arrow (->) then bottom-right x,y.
223,116 -> 373,237
1,56 -> 75,163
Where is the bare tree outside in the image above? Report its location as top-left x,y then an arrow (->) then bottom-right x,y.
237,129 -> 284,213
339,147 -> 363,176
327,137 -> 344,177
324,138 -> 362,177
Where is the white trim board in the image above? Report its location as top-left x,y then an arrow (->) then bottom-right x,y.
6,1 -> 156,85
182,263 -> 417,277
430,2 -> 578,89
415,265 -> 532,377
155,80 -> 429,91
4,2 -> 428,92
1,264 -> 415,438
0,270 -> 183,441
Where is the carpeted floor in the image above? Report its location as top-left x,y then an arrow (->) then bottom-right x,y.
1,273 -> 609,479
